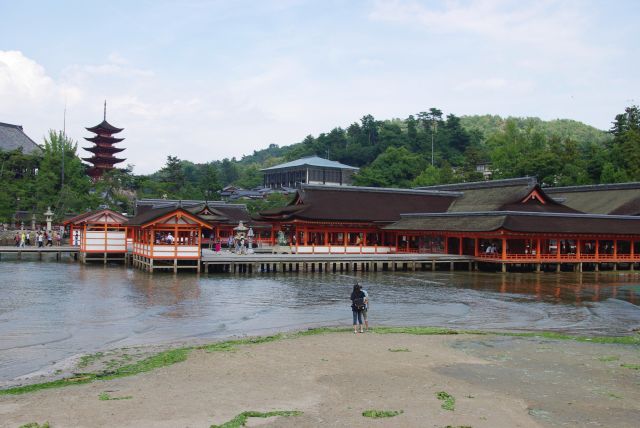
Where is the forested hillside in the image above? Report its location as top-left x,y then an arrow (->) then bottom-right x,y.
2,106 -> 638,221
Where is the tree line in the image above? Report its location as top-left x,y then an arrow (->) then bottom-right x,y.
0,106 -> 637,221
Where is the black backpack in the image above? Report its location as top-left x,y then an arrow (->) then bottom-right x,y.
353,297 -> 366,310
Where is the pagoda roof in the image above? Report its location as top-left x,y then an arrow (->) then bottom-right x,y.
86,120 -> 124,134
82,146 -> 125,154
261,156 -> 359,171
84,135 -> 125,143
82,156 -> 126,164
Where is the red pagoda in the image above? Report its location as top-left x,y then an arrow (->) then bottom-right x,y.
82,102 -> 126,180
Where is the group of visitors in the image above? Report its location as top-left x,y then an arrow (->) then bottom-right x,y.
154,232 -> 175,244
350,282 -> 369,334
13,230 -> 58,247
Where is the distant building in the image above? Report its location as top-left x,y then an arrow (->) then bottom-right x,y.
261,156 -> 359,189
0,122 -> 41,154
82,103 -> 126,180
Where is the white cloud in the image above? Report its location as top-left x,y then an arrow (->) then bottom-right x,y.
369,0 -> 607,68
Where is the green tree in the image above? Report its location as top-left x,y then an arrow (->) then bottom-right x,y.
354,146 -> 425,187
35,130 -> 95,217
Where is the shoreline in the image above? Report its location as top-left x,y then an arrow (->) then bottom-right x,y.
2,325 -> 639,392
1,326 -> 639,427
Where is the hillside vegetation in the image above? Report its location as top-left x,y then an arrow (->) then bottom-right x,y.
1,107 -> 638,221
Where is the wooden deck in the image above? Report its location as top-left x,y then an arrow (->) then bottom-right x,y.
0,245 -> 80,261
201,250 -> 474,273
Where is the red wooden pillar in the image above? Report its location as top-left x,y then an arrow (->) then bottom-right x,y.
632,239 -> 635,259
474,238 -> 478,257
501,238 -> 507,260
595,239 -> 599,261
444,236 -> 449,254
536,238 -> 541,260
459,236 -> 463,256
576,238 -> 581,260
614,239 -> 618,259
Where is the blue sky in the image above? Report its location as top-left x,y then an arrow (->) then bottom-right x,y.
1,0 -> 638,173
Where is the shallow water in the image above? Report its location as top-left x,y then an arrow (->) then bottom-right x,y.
1,261 -> 639,382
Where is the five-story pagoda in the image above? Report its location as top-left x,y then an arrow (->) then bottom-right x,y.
82,102 -> 126,180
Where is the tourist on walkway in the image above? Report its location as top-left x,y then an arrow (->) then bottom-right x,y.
19,232 -> 26,248
46,231 -> 53,247
14,232 -> 20,247
214,238 -> 221,253
37,232 -> 44,248
25,231 -> 31,246
361,286 -> 370,332
350,283 -> 366,334
55,231 -> 61,246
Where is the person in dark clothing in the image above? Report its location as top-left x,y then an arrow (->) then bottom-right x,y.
350,283 -> 366,334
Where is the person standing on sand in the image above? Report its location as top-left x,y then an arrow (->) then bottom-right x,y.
350,283 -> 366,334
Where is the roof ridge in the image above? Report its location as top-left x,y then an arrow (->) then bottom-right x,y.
416,176 -> 537,191
0,122 -> 23,130
400,210 -> 640,220
301,184 -> 463,197
544,182 -> 640,193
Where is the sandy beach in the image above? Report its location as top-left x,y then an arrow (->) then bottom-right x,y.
1,330 -> 639,428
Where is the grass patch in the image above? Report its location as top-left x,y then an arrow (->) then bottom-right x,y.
19,423 -> 50,428
388,348 -> 411,352
374,326 -> 460,335
437,391 -> 456,411
362,409 -> 403,418
598,355 -> 620,362
210,410 -> 302,428
497,331 -> 640,345
99,348 -> 191,380
98,391 -> 132,401
621,363 -> 640,370
77,351 -> 104,368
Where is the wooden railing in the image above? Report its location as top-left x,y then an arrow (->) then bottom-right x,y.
475,253 -> 640,262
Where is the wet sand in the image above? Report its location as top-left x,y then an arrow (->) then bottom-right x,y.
1,331 -> 639,427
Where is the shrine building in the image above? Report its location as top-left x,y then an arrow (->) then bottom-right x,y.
261,156 -> 359,188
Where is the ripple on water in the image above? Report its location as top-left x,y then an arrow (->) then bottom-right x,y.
1,263 -> 639,381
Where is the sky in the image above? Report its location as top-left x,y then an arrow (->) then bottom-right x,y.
1,0 -> 638,174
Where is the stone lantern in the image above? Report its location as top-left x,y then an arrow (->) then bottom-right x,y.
233,221 -> 248,254
31,213 -> 36,231
44,206 -> 54,233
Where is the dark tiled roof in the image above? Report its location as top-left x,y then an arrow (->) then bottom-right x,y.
133,199 -> 255,226
385,211 -> 640,235
64,209 -> 128,225
545,183 -> 640,215
258,185 -> 460,222
126,206 -> 178,226
0,122 -> 41,154
418,177 -> 578,213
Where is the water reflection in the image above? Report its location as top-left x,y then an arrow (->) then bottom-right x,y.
0,262 -> 639,383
